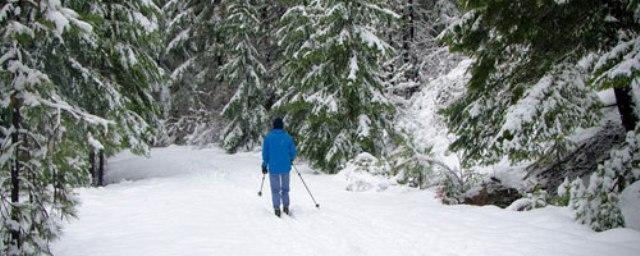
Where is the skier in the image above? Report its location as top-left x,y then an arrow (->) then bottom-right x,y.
262,117 -> 297,217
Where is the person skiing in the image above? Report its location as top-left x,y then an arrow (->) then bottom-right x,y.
262,117 -> 297,217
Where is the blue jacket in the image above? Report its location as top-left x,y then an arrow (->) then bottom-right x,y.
262,129 -> 297,174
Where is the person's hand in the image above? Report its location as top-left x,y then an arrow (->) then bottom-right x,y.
262,164 -> 268,174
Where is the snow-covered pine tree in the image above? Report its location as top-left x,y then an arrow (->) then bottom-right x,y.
438,0 -> 639,168
161,0 -> 229,145
570,127 -> 640,231
382,0 -> 419,99
254,0 -> 285,102
440,0 -> 640,231
383,0 -> 461,99
0,1 -> 104,254
590,0 -> 640,132
1,0 -> 165,253
569,4 -> 640,229
63,0 -> 165,184
274,0 -> 318,96
88,0 -> 164,154
161,0 -> 286,146
275,0 -> 399,173
412,0 -> 461,80
218,0 -> 268,152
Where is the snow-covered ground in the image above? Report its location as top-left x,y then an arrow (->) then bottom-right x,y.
53,146 -> 640,256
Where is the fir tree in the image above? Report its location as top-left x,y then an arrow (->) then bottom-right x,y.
0,0 -> 164,253
218,0 -> 268,152
161,0 -> 229,145
570,128 -> 640,231
383,0 -> 462,99
63,0 -> 165,183
439,0 -> 639,167
0,1 -> 100,254
276,0 -> 399,173
439,0 -> 639,231
255,0 -> 286,102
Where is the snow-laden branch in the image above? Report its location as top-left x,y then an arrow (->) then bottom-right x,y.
23,91 -> 114,128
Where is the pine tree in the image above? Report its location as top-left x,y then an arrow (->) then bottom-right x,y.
218,0 -> 268,152
255,0 -> 286,104
439,0 -> 639,167
570,128 -> 640,231
439,0 -> 640,231
276,0 -> 399,173
274,0 -> 317,95
0,1 -> 101,254
1,0 -> 164,253
413,0 -> 462,79
382,0 -> 418,99
65,0 -> 165,183
161,0 -> 229,145
161,0 -> 287,146
383,0 -> 462,99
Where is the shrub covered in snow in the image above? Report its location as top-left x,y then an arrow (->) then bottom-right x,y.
387,140 -> 436,189
339,153 -> 393,192
394,59 -> 472,188
436,167 -> 484,204
507,190 -> 549,211
569,129 -> 640,231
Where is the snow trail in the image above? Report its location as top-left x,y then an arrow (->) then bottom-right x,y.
53,146 -> 640,256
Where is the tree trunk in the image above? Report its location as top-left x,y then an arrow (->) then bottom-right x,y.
261,2 -> 270,64
401,0 -> 419,98
89,150 -> 96,186
10,94 -> 22,248
525,122 -> 626,191
401,0 -> 414,65
214,0 -> 224,69
613,86 -> 638,132
98,150 -> 105,186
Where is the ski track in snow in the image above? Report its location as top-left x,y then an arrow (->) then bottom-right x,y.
53,146 -> 640,256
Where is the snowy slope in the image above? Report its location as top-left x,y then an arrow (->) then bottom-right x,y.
400,59 -> 473,171
53,146 -> 640,256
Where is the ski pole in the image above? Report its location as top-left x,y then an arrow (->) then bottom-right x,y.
293,165 -> 320,208
258,173 -> 266,197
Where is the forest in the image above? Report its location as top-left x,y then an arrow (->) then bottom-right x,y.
1,0 -> 639,255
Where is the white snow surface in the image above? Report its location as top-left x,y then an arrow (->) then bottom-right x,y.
620,181 -> 640,231
53,146 -> 640,256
